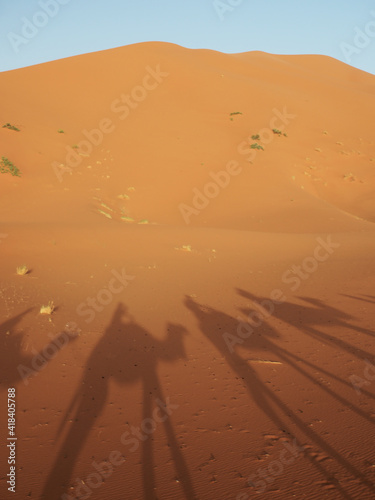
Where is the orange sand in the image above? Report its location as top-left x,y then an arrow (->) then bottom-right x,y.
0,42 -> 375,499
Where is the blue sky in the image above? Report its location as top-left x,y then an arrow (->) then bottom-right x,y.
1,0 -> 375,74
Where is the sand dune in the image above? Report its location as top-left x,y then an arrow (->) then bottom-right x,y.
1,42 -> 375,499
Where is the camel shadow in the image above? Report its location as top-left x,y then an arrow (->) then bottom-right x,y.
1,309 -> 33,387
0,309 -> 81,390
42,302 -> 196,499
185,293 -> 375,499
237,290 -> 375,360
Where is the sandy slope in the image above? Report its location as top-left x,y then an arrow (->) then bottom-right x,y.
0,42 -> 375,500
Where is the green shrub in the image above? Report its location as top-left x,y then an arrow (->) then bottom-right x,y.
2,123 -> 20,131
250,143 -> 264,151
272,129 -> 282,135
230,111 -> 242,116
251,134 -> 260,140
0,156 -> 21,176
58,129 -> 65,133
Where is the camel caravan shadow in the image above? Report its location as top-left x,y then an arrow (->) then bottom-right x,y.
41,303 -> 196,500
184,293 -> 375,500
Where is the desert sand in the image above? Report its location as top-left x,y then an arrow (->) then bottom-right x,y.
0,42 -> 375,499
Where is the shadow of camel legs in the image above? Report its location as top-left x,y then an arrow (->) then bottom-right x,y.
185,295 -> 375,499
42,305 -> 196,499
142,368 -> 196,499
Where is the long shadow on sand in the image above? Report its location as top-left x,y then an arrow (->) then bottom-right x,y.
185,293 -> 375,499
0,309 -> 33,388
341,293 -> 375,306
41,302 -> 196,499
1,309 -> 82,390
0,308 -> 80,390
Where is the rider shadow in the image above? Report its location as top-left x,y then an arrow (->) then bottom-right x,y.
0,308 -> 36,388
236,289 -> 375,407
0,308 -> 81,389
184,294 -> 375,499
1,309 -> 31,386
42,302 -> 196,500
237,290 -> 375,356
